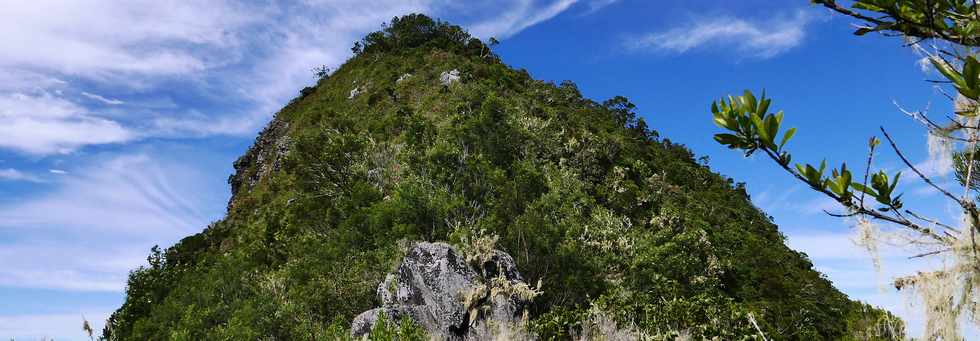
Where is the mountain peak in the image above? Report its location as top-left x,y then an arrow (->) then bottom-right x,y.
105,14 -> 902,340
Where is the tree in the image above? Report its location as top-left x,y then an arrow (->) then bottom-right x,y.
711,1 -> 980,338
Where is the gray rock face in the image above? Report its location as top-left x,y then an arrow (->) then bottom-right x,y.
439,69 -> 460,86
351,242 -> 531,340
349,86 -> 363,99
228,117 -> 290,208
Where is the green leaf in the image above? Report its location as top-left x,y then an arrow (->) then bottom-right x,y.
931,57 -> 970,96
853,3 -> 886,11
851,182 -> 876,197
779,127 -> 797,150
714,133 -> 742,147
765,115 -> 779,147
890,171 -> 902,193
742,90 -> 757,113
712,113 -> 731,130
965,56 -> 980,89
751,113 -> 768,142
758,98 -> 771,116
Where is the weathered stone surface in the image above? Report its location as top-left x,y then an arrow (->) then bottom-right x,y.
227,117 -> 290,209
349,86 -> 363,99
439,69 -> 460,86
351,242 -> 531,340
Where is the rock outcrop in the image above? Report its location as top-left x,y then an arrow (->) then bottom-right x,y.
351,242 -> 533,340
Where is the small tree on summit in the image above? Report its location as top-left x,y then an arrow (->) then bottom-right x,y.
351,14 -> 498,62
711,1 -> 980,338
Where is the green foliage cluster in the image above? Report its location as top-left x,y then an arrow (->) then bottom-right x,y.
813,0 -> 980,45
105,15 -> 901,340
352,13 -> 497,62
712,91 -> 909,214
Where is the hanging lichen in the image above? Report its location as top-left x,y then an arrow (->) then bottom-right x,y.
852,217 -> 883,275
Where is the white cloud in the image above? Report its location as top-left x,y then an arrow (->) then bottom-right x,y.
0,92 -> 133,154
81,92 -> 124,105
0,168 -> 42,182
49,169 -> 67,174
0,1 -> 260,79
629,10 -> 814,59
468,0 -> 579,39
584,0 -> 619,15
0,69 -> 66,92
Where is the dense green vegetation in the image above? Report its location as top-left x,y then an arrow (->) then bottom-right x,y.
104,14 -> 902,340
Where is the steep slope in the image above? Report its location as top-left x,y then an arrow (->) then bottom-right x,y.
105,14 -> 902,340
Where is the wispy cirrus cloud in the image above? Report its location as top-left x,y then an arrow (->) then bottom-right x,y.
0,91 -> 134,154
0,151 -> 228,292
81,92 -> 124,105
628,10 -> 815,59
0,153 -> 216,234
467,0 -> 579,39
583,0 -> 619,15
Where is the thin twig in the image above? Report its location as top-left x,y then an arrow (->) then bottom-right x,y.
760,146 -> 947,243
880,127 -> 962,203
860,137 -> 876,209
909,248 -> 951,259
826,210 -> 861,218
962,110 -> 980,263
905,209 -> 962,234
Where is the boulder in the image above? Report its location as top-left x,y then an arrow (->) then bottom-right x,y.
351,242 -> 532,340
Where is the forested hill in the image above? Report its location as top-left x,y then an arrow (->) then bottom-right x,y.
104,14 -> 902,340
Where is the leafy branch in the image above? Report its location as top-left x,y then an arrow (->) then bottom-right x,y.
711,91 -> 948,243
812,0 -> 980,46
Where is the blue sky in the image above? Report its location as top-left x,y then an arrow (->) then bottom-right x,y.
0,0 -> 974,339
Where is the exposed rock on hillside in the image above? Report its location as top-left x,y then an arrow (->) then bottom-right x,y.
352,242 -> 531,339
